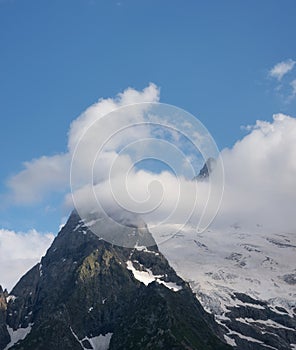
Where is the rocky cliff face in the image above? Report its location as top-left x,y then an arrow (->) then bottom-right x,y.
193,158 -> 216,181
219,292 -> 296,350
0,211 -> 231,350
0,287 -> 9,350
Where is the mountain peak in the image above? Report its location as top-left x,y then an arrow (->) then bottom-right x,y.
65,209 -> 157,249
194,157 -> 216,181
0,211 -> 231,350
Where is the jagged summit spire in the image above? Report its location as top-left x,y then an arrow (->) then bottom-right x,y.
194,157 -> 216,181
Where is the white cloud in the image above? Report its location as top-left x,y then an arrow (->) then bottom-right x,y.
67,83 -> 159,154
212,113 -> 296,232
68,101 -> 223,245
4,84 -> 296,242
290,79 -> 296,97
0,229 -> 54,291
5,84 -> 160,205
7,154 -> 70,204
70,171 -> 200,226
269,59 -> 295,81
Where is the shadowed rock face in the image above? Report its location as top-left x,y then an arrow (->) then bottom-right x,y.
0,211 -> 231,350
193,158 -> 216,181
0,287 -> 9,350
219,293 -> 296,350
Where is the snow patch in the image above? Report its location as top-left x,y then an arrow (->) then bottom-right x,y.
83,219 -> 102,227
126,260 -> 182,292
73,224 -> 82,232
39,263 -> 43,277
134,245 -> 149,252
126,260 -> 157,286
224,334 -> 236,347
236,317 -> 295,331
70,327 -> 112,350
87,334 -> 113,350
6,295 -> 17,303
227,330 -> 278,349
157,280 -> 182,292
4,324 -> 33,350
134,244 -> 159,255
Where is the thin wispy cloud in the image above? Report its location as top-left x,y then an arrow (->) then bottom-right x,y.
290,79 -> 296,98
269,59 -> 295,81
268,59 -> 296,102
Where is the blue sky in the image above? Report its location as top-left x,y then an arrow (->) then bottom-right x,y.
1,0 -> 296,233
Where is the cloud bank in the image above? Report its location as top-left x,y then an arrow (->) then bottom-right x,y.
2,84 -> 296,248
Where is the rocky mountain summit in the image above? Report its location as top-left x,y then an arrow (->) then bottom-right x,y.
193,157 -> 216,181
0,211 -> 231,350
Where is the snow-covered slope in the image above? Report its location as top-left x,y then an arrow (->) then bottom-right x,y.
153,225 -> 296,349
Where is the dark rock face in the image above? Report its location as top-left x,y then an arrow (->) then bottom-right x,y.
0,212 -> 231,350
193,158 -> 216,181
0,287 -> 9,349
218,292 -> 296,349
282,273 -> 296,285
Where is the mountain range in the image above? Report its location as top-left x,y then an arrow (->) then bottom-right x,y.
0,157 -> 295,349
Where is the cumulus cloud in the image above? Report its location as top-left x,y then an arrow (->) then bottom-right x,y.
212,113 -> 296,232
0,229 -> 54,291
269,59 -> 295,81
5,83 -> 160,205
7,154 -> 70,204
3,84 -> 296,241
67,100 -> 223,246
68,83 -> 159,153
